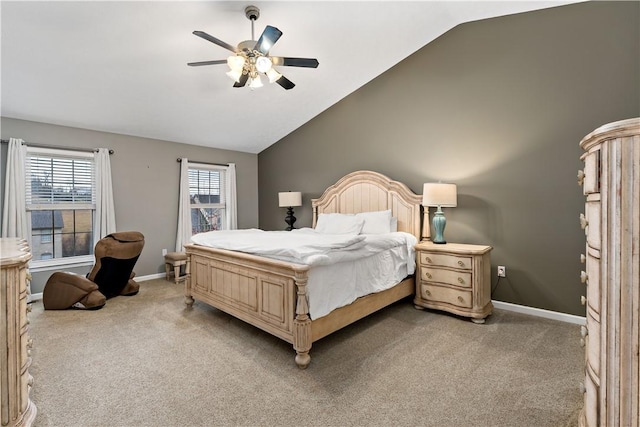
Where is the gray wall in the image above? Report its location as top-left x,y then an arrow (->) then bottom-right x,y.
1,117 -> 259,293
257,1 -> 640,316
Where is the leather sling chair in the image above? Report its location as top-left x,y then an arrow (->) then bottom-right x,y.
43,231 -> 145,310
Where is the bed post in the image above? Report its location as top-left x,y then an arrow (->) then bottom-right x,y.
292,269 -> 312,369
184,252 -> 194,307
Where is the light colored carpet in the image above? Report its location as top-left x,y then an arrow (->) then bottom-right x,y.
29,278 -> 583,427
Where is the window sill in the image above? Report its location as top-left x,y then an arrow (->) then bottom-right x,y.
29,255 -> 94,273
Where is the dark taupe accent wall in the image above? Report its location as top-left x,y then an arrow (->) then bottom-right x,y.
1,117 -> 259,294
257,2 -> 640,316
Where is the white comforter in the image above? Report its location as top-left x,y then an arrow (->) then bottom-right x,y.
190,228 -> 416,270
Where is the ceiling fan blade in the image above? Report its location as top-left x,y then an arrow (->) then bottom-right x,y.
270,57 -> 319,68
193,31 -> 237,53
254,25 -> 282,55
187,60 -> 227,67
275,75 -> 295,90
233,74 -> 249,88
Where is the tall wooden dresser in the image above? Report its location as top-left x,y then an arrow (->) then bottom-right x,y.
0,238 -> 36,427
578,117 -> 639,427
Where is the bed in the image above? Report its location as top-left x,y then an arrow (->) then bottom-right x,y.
183,170 -> 425,368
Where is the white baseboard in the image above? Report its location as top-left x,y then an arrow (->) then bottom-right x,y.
136,273 -> 166,281
492,300 -> 586,325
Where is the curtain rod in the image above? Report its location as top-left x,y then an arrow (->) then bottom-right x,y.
176,158 -> 229,167
0,139 -> 114,155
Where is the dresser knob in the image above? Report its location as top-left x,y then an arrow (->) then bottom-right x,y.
26,303 -> 33,313
580,295 -> 587,305
425,257 -> 432,264
426,272 -> 432,279
579,213 -> 588,230
457,260 -> 464,267
579,382 -> 586,394
580,271 -> 588,283
580,326 -> 588,338
580,338 -> 585,347
577,169 -> 585,186
457,296 -> 464,303
580,254 -> 586,264
458,277 -> 465,284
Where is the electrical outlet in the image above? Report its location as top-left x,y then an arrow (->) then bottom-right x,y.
162,248 -> 167,256
497,266 -> 506,277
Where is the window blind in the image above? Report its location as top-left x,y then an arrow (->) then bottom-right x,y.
25,147 -> 95,210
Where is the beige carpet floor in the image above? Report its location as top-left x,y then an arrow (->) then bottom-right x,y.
28,278 -> 583,427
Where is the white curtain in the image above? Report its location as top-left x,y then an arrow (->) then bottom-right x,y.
176,158 -> 192,252
93,148 -> 116,244
225,163 -> 237,230
1,138 -> 30,240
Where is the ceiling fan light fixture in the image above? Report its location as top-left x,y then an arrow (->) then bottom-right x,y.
248,74 -> 263,89
227,55 -> 246,71
255,56 -> 272,73
266,67 -> 282,84
226,68 -> 243,83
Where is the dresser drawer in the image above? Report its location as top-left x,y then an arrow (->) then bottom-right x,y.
421,268 -> 472,288
585,201 -> 601,250
420,252 -> 472,270
582,149 -> 600,195
583,368 -> 599,427
586,309 -> 600,378
586,252 -> 601,315
419,283 -> 472,308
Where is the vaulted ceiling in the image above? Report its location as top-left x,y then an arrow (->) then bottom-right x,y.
1,1 -> 580,153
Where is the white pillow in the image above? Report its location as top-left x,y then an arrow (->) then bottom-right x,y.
390,216 -> 398,232
315,213 -> 365,235
356,210 -> 392,234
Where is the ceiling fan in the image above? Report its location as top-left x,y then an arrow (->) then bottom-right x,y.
188,5 -> 319,90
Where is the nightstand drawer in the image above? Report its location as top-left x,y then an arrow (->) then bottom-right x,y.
420,283 -> 472,308
420,268 -> 472,288
420,252 -> 472,270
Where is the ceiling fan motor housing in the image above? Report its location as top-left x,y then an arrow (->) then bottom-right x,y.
245,5 -> 260,21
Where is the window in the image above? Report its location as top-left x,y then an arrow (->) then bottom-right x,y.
188,165 -> 227,234
25,147 -> 95,264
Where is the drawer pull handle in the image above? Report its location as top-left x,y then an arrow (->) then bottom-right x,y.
577,169 -> 585,186
26,304 -> 33,313
27,338 -> 33,348
580,338 -> 585,348
425,290 -> 431,297
580,326 -> 588,338
425,257 -> 432,263
579,213 -> 588,230
458,277 -> 465,284
580,254 -> 586,264
580,271 -> 588,284
579,382 -> 586,394
426,272 -> 432,279
457,296 -> 464,303
457,260 -> 464,267
580,295 -> 587,305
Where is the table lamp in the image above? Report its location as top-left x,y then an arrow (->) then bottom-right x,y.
278,191 -> 302,231
422,183 -> 457,244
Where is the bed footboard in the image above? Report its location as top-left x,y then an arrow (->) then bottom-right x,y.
184,244 -> 314,368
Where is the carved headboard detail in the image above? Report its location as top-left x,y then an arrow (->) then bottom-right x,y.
311,170 -> 425,241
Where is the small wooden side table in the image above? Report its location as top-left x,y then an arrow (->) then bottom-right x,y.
414,241 -> 493,323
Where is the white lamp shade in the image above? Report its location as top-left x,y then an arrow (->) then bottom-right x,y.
422,183 -> 457,207
278,191 -> 302,207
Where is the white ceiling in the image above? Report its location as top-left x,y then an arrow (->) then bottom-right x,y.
1,1 -> 580,154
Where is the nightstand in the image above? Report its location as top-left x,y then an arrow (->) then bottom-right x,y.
414,241 -> 493,323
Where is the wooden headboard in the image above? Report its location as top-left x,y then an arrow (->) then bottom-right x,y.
311,170 -> 425,241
